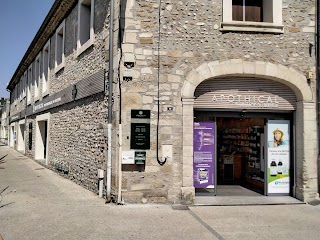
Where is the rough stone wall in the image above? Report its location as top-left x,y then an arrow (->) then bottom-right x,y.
135,0 -> 315,79
119,0 -> 317,203
48,94 -> 107,193
24,94 -> 108,195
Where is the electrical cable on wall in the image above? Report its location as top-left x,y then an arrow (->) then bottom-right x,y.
156,0 -> 167,166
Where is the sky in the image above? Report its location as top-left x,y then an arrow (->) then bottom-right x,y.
0,0 -> 55,98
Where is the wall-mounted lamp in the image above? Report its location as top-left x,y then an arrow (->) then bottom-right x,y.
72,85 -> 77,100
124,53 -> 135,69
307,70 -> 313,85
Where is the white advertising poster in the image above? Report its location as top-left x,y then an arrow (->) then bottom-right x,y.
267,120 -> 290,194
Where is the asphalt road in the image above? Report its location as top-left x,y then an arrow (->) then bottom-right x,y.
1,145 -> 320,240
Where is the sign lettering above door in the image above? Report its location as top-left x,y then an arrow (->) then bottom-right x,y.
211,94 -> 280,108
194,78 -> 297,111
33,97 -> 62,113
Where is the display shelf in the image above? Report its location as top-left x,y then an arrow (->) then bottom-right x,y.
222,137 -> 260,140
219,130 -> 261,156
218,126 -> 264,187
221,142 -> 260,147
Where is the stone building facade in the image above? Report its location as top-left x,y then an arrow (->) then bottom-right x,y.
7,0 -> 114,195
7,0 -> 319,204
0,99 -> 10,145
116,0 -> 318,204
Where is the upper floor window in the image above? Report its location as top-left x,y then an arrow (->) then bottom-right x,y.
14,86 -> 17,106
19,78 -> 22,101
221,0 -> 283,33
42,40 -> 50,96
35,53 -> 41,101
27,64 -> 33,105
232,0 -> 262,22
23,71 -> 27,98
77,0 -> 94,56
16,81 -> 20,101
10,88 -> 14,106
55,20 -> 65,73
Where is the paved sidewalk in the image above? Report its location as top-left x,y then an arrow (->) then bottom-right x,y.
1,146 -> 320,240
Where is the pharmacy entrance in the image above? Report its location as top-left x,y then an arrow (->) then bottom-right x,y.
194,111 -> 293,197
193,77 -> 296,197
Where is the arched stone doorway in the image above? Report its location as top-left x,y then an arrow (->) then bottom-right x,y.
180,60 -> 318,204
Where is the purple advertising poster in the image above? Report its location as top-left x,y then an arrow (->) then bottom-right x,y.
193,122 -> 215,189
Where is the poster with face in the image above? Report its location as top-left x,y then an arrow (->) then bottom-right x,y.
193,122 -> 215,189
267,120 -> 290,194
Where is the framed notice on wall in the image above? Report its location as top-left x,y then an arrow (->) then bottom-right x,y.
130,123 -> 150,149
130,110 -> 151,150
193,122 -> 215,189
